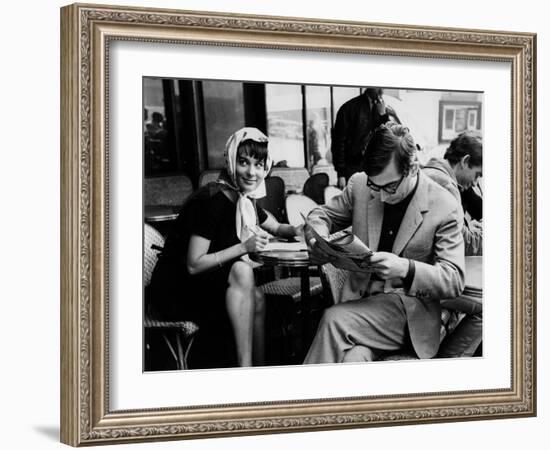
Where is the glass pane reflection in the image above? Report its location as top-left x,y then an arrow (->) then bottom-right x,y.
265,84 -> 304,168
203,81 -> 245,169
305,85 -> 332,167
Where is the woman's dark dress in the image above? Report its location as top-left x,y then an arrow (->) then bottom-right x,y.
148,184 -> 267,369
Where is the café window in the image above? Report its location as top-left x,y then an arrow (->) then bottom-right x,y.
144,78 -> 368,180
265,84 -> 305,168
202,81 -> 246,169
305,85 -> 332,167
144,78 -> 174,175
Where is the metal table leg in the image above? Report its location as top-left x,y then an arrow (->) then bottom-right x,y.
300,266 -> 311,354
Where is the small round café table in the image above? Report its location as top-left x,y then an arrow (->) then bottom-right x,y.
250,250 -> 314,351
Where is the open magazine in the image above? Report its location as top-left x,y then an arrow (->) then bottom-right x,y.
303,216 -> 375,272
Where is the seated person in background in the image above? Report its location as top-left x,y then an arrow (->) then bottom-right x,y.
304,122 -> 464,364
423,131 -> 483,256
149,127 -> 297,369
423,131 -> 484,357
461,183 -> 483,222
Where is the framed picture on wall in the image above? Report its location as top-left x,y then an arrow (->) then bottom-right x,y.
60,3 -> 536,446
439,100 -> 483,142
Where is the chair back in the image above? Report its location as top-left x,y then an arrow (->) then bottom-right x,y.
324,186 -> 342,204
285,194 -> 318,227
144,224 -> 165,286
270,167 -> 310,194
198,169 -> 222,187
144,175 -> 193,207
256,176 -> 287,223
311,164 -> 338,186
318,263 -> 348,306
303,173 -> 329,204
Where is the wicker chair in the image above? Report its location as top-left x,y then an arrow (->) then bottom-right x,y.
198,169 -> 222,187
285,194 -> 318,227
144,174 -> 193,207
144,224 -> 198,370
270,167 -> 310,194
318,260 -> 463,362
261,275 -> 325,365
258,194 -> 324,363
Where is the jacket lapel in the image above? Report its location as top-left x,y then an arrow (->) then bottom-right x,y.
350,174 -> 370,247
392,173 -> 429,256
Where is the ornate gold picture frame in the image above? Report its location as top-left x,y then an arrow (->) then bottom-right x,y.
60,3 -> 536,446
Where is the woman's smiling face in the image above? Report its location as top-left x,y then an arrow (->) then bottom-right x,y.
235,151 -> 267,194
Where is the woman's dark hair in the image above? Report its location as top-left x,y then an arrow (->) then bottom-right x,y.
237,139 -> 269,164
363,122 -> 416,176
444,131 -> 482,167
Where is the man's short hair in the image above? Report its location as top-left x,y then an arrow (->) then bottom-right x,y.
444,131 -> 483,167
363,122 -> 416,176
365,87 -> 383,100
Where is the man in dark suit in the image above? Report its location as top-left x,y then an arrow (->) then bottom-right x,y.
331,87 -> 400,188
304,123 -> 465,363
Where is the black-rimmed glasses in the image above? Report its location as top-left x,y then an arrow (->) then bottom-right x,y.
367,174 -> 405,194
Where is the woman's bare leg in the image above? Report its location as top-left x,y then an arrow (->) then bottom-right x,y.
226,261 -> 256,366
252,288 -> 266,365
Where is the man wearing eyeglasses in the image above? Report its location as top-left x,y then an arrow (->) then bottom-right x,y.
304,122 -> 465,364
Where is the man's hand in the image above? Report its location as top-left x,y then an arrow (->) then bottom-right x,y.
374,95 -> 387,115
294,224 -> 305,240
469,219 -> 483,233
337,176 -> 346,190
368,252 -> 408,280
304,224 -> 334,265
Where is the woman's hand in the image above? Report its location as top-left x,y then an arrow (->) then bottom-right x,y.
243,233 -> 269,253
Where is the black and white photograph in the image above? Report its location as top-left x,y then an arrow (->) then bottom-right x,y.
143,78 -> 484,371
53,1 -> 537,447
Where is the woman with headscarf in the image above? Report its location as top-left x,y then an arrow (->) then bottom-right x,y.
149,127 -> 297,368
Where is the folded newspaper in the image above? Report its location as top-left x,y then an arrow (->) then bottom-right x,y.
303,217 -> 375,272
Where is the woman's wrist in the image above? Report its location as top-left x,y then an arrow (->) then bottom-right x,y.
278,224 -> 296,238
238,242 -> 248,255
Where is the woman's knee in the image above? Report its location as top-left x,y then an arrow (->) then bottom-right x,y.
229,261 -> 255,288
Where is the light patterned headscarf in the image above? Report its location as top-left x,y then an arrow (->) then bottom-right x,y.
218,127 -> 273,243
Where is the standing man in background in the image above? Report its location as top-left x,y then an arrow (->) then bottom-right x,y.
331,87 -> 400,188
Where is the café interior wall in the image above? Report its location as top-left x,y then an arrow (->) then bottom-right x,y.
390,90 -> 483,165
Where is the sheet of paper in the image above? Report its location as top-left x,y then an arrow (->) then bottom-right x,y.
263,241 -> 307,252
